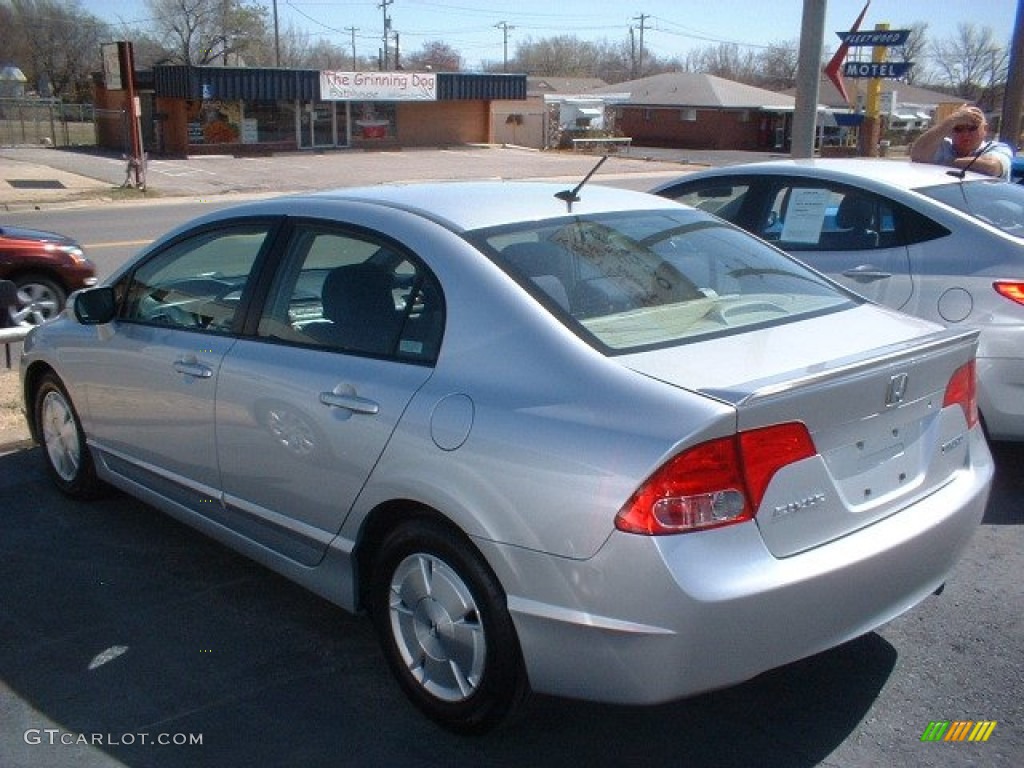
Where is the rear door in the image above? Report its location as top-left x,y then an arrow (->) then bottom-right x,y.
755,180 -> 914,309
214,221 -> 445,565
662,176 -> 915,309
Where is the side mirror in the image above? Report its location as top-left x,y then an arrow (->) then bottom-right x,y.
73,286 -> 116,325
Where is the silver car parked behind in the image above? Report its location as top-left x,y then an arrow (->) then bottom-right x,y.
21,181 -> 993,733
654,158 -> 1024,441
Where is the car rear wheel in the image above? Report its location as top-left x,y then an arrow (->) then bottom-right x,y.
11,275 -> 66,327
33,373 -> 105,498
370,518 -> 528,734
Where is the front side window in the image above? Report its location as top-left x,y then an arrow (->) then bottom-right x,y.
472,208 -> 852,352
120,222 -> 272,332
256,224 -> 444,363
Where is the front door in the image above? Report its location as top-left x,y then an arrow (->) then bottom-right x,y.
300,101 -> 338,148
78,221 -> 276,504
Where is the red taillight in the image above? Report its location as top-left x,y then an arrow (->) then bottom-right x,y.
943,360 -> 979,429
615,422 -> 816,535
994,281 -> 1024,306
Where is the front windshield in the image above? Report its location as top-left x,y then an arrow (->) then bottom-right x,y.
917,178 -> 1024,238
470,208 -> 854,352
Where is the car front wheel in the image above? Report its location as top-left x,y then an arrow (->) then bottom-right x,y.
370,518 -> 528,734
11,275 -> 66,327
33,373 -> 105,498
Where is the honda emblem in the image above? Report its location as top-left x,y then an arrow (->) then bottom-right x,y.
886,373 -> 909,407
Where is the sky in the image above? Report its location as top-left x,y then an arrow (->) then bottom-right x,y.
76,0 -> 1020,70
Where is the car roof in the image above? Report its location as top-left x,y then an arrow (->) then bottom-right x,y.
667,157 -> 995,193
270,181 -> 686,232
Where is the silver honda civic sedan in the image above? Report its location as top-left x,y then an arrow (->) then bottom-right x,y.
20,181 -> 993,733
653,158 -> 1024,442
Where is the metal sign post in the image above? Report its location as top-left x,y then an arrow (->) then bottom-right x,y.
116,41 -> 145,189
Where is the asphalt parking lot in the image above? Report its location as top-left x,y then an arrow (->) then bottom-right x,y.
1,439 -> 1021,768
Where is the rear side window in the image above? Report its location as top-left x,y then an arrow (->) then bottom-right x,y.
256,224 -> 444,363
760,185 -> 900,252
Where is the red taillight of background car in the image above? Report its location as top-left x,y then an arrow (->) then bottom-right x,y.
993,281 -> 1024,306
943,360 -> 979,430
615,422 -> 816,535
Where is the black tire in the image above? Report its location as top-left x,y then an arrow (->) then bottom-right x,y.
32,372 -> 106,499
369,518 -> 528,734
10,274 -> 66,327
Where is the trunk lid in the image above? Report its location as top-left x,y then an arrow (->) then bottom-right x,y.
620,305 -> 981,556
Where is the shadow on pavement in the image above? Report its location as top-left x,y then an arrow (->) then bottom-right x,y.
1,445 -> 898,768
984,441 -> 1024,526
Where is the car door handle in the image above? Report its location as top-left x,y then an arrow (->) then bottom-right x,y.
842,265 -> 892,282
319,392 -> 380,415
173,360 -> 213,378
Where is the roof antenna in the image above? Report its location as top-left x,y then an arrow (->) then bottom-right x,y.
555,155 -> 609,212
947,140 -> 994,180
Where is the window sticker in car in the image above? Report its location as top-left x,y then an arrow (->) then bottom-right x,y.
782,188 -> 830,244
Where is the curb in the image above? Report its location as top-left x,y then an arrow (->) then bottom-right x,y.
0,437 -> 34,456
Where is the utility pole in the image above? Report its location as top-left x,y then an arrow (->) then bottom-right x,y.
1000,0 -> 1024,148
272,0 -> 280,66
629,27 -> 636,78
379,0 -> 393,70
791,0 -> 826,158
495,21 -> 515,72
346,27 -> 358,70
632,14 -> 648,78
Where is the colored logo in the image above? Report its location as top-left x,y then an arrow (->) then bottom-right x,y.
920,720 -> 997,742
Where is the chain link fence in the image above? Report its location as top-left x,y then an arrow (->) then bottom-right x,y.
0,98 -> 96,148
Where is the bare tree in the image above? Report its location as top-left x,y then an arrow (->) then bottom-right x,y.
755,40 -> 799,90
930,23 -> 1008,108
145,0 -> 268,66
403,40 -> 462,72
890,22 -> 930,85
5,0 -> 106,100
511,35 -> 605,77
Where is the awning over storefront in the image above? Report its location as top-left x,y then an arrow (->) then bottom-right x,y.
152,66 -> 526,102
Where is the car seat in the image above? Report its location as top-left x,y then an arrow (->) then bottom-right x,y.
834,194 -> 880,249
305,262 -> 401,355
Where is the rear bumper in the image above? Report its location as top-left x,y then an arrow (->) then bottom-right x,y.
485,428 -> 993,704
976,355 -> 1024,441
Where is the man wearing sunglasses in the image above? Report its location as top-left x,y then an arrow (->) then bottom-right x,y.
910,103 -> 1013,180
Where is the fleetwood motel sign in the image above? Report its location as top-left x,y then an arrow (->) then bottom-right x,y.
843,61 -> 913,79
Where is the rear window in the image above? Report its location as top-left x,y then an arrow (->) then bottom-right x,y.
469,208 -> 854,352
917,178 -> 1024,239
